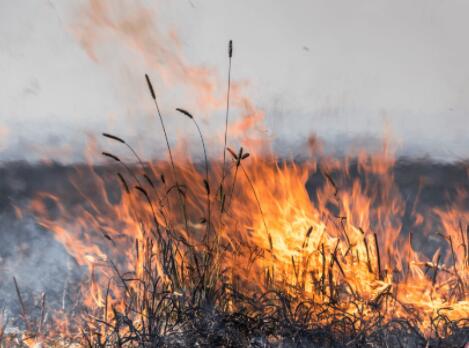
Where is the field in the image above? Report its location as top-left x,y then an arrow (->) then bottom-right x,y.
0,157 -> 468,347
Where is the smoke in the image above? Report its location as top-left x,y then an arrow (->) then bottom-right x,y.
2,1 -> 469,162
67,0 -> 269,161
0,213 -> 81,317
0,163 -> 86,317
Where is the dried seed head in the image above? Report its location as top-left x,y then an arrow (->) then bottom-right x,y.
175,108 -> 193,119
102,152 -> 121,162
203,179 -> 210,195
135,186 -> 151,202
102,133 -> 125,144
144,174 -> 155,188
227,147 -> 238,160
145,74 -> 156,100
117,173 -> 130,194
228,40 -> 233,58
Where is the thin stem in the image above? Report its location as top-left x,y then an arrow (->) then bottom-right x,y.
145,74 -> 189,234
220,40 -> 233,193
191,118 -> 209,186
239,164 -> 271,250
225,163 -> 239,213
175,108 -> 212,238
191,117 -> 211,235
102,134 -> 169,225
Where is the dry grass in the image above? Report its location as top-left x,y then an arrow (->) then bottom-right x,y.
2,41 -> 468,347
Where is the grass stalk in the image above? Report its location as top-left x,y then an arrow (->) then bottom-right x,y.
220,40 -> 233,197
175,108 -> 212,237
145,74 -> 189,234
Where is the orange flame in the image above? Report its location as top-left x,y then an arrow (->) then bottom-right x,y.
29,141 -> 469,342
18,1 -> 469,345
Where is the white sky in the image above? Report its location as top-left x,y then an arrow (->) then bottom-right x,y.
1,0 -> 469,162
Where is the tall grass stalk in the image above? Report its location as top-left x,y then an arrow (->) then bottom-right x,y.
175,108 -> 212,238
145,74 -> 189,234
220,40 -> 233,200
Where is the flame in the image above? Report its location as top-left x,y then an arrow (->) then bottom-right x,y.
28,141 -> 469,343
70,0 -> 268,152
13,1 -> 468,344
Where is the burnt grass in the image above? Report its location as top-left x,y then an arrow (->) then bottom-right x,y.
0,159 -> 468,347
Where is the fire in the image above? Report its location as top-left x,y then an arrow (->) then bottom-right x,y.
6,2 -> 467,344
26,135 -> 468,344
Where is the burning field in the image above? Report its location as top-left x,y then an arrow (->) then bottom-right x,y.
0,70 -> 468,346
1,2 -> 469,346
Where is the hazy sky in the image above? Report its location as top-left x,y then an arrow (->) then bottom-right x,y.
1,0 -> 469,162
